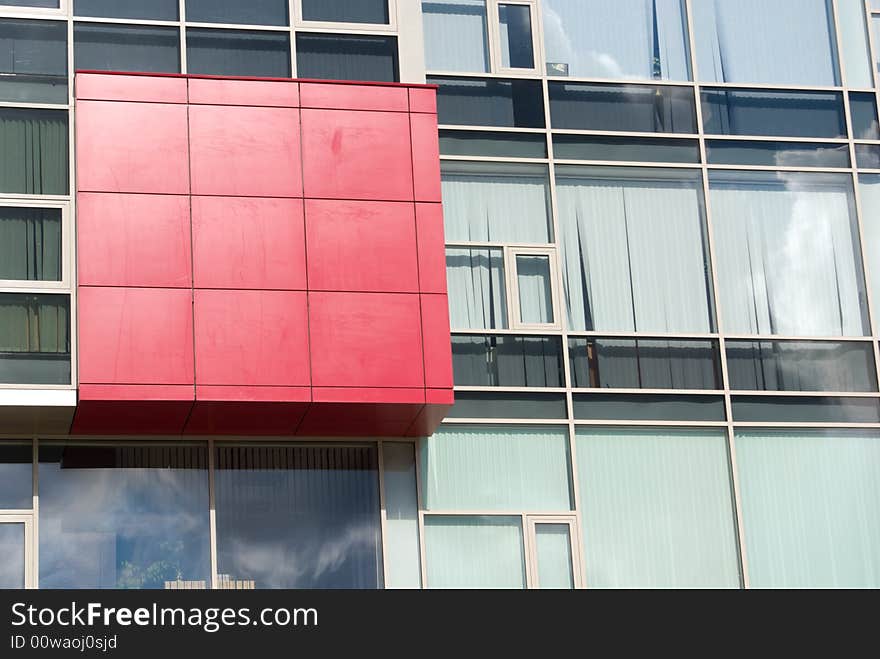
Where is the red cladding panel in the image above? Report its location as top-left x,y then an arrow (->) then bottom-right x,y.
415,203 -> 448,294
305,200 -> 418,293
78,287 -> 194,385
188,78 -> 299,107
410,113 -> 442,203
77,101 -> 189,194
192,196 -> 306,290
300,82 -> 408,112
298,400 -> 423,437
309,292 -> 425,389
76,73 -> 188,104
73,396 -> 195,436
420,294 -> 454,389
301,108 -> 413,201
189,104 -> 302,197
408,88 -> 437,114
194,290 -> 310,387
77,193 -> 192,288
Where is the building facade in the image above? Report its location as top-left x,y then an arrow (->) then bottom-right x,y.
0,0 -> 879,589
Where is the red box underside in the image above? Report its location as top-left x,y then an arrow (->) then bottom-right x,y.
72,73 -> 452,437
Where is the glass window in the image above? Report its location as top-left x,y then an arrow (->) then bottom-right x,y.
425,516 -> 525,588
727,341 -> 878,392
0,19 -> 66,104
731,396 -> 880,423
856,144 -> 880,168
296,33 -> 398,82
573,394 -> 726,421
185,0 -> 288,27
439,130 -> 546,158
709,171 -> 869,337
874,16 -> 880,74
186,29 -> 290,78
447,392 -> 567,419
553,135 -> 700,164
452,335 -> 564,387
431,76 -> 545,128
850,92 -> 879,140
215,445 -> 382,589
0,109 -> 67,196
0,0 -> 57,6
0,207 -> 61,282
569,338 -> 722,390
857,175 -> 880,332
74,0 -> 178,20
515,254 -> 553,324
576,428 -> 740,588
39,444 -> 211,589
0,442 -> 32,509
735,430 -> 880,588
382,443 -> 421,589
0,293 -> 69,385
0,525 -> 25,589
541,0 -> 690,81
549,82 -> 696,133
692,0 -> 840,86
442,162 -> 552,243
498,4 -> 534,69
556,166 -> 713,333
705,140 -> 850,168
73,23 -> 180,74
838,0 -> 874,88
302,0 -> 389,24
701,89 -> 847,139
446,248 -> 507,330
534,524 -> 574,589
421,426 -> 571,511
423,0 -> 489,73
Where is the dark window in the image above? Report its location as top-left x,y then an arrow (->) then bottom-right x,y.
727,341 -> 878,392
0,108 -> 68,195
0,19 -> 67,104
856,144 -> 880,168
187,29 -> 290,78
0,0 -> 58,6
850,91 -> 880,140
452,335 -> 564,387
301,0 -> 389,24
296,33 -> 398,82
706,140 -> 850,168
74,0 -> 178,21
731,396 -> 880,423
569,338 -> 722,390
447,392 -> 567,419
573,393 -> 726,421
0,207 -> 62,281
0,443 -> 31,509
431,76 -> 545,128
440,130 -> 547,158
0,293 -> 70,385
74,23 -> 180,73
553,135 -> 700,164
185,0 -> 288,27
498,3 -> 534,69
701,88 -> 847,138
549,82 -> 697,133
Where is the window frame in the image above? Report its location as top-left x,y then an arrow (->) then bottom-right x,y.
0,199 -> 70,291
0,0 -> 66,19
505,246 -> 561,330
293,0 -> 398,32
525,515 -> 583,589
489,0 -> 540,75
0,514 -> 34,589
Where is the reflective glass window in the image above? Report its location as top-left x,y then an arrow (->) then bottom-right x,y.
0,19 -> 66,104
431,76 -> 545,128
186,29 -> 290,77
0,293 -> 70,385
423,0 -> 490,73
302,0 -> 389,24
74,23 -> 180,73
296,33 -> 398,82
74,0 -> 178,20
185,0 -> 288,26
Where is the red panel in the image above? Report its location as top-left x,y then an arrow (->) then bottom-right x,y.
297,402 -> 423,437
77,193 -> 191,288
194,290 -> 310,387
192,196 -> 306,290
186,386 -> 309,435
77,101 -> 189,194
415,203 -> 447,294
72,399 -> 194,435
309,292 -> 425,388
301,108 -> 413,201
189,105 -> 302,197
410,113 -> 442,203
188,78 -> 299,107
409,88 -> 437,114
78,287 -> 194,385
76,73 -> 188,104
406,396 -> 453,437
420,294 -> 454,389
305,199 -> 418,293
300,82 -> 408,112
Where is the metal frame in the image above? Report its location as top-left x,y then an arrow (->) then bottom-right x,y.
525,514 -> 582,589
489,0 -> 540,75
0,199 -> 71,292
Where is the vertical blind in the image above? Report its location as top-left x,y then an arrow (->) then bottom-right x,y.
0,207 -> 61,281
0,109 -> 68,195
446,248 -> 507,329
0,294 -> 68,354
556,168 -> 713,333
422,0 -> 490,72
857,175 -> 880,333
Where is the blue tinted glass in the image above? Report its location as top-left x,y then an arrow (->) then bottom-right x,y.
549,82 -> 696,133
302,0 -> 388,23
215,445 -> 382,589
573,394 -> 726,421
186,29 -> 290,77
296,33 -> 397,82
439,130 -> 546,158
74,23 -> 180,73
39,445 -> 211,589
0,443 -> 31,509
0,0 -> 57,6
185,0 -> 288,26
554,135 -> 700,163
431,76 -> 545,128
701,89 -> 846,138
857,144 -> 880,168
0,19 -> 67,104
850,92 -> 880,140
706,140 -> 850,167
75,0 -> 178,20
